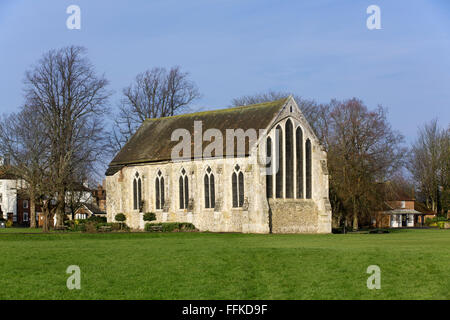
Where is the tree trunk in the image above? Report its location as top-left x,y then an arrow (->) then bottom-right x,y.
42,212 -> 49,233
343,217 -> 347,234
55,190 -> 65,228
353,212 -> 359,231
436,186 -> 442,215
42,201 -> 50,233
352,196 -> 359,231
29,191 -> 36,228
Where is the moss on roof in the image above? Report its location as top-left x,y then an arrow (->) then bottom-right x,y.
107,98 -> 288,174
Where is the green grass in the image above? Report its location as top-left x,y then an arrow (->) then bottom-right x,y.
0,229 -> 448,300
0,227 -> 44,233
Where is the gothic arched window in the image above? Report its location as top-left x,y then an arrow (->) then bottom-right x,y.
133,180 -> 137,210
179,168 -> 189,209
285,120 -> 294,198
133,172 -> 142,211
275,125 -> 283,198
296,127 -> 303,198
155,170 -> 164,210
306,139 -> 312,199
266,136 -> 273,198
239,171 -> 244,207
204,166 -> 215,208
232,164 -> 244,207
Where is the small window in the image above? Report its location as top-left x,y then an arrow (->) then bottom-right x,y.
133,172 -> 142,211
401,201 -> 406,209
23,200 -> 29,209
155,170 -> 164,210
179,168 -> 189,209
23,212 -> 29,222
232,164 -> 244,208
204,167 -> 215,209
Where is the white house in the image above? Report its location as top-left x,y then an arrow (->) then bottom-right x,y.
0,172 -> 19,222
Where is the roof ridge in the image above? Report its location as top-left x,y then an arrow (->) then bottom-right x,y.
144,97 -> 289,122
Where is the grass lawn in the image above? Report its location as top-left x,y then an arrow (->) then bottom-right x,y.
0,227 -> 44,233
0,229 -> 448,300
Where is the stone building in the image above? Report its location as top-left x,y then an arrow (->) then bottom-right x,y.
105,97 -> 332,233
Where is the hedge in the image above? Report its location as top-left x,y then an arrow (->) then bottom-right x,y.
145,222 -> 196,232
64,219 -> 129,232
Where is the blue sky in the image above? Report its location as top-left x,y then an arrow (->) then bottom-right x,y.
0,0 -> 449,144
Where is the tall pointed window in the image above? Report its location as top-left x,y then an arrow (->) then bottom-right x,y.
296,127 -> 303,198
232,169 -> 237,207
232,164 -> 244,207
306,139 -> 312,199
204,166 -> 215,208
179,168 -> 189,209
275,125 -> 283,198
266,137 -> 273,198
133,180 -> 137,210
285,120 -> 294,198
238,171 -> 244,207
133,172 -> 142,211
155,170 -> 164,210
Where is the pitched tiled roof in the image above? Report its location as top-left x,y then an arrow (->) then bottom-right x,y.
107,98 -> 288,175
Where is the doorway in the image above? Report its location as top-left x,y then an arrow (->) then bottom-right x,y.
401,214 -> 407,227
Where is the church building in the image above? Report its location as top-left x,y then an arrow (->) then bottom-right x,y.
105,96 -> 332,233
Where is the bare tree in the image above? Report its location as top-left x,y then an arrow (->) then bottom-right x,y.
231,90 -> 289,107
23,46 -> 111,228
409,120 -> 449,214
0,107 -> 50,228
324,99 -> 405,230
109,66 -> 201,155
